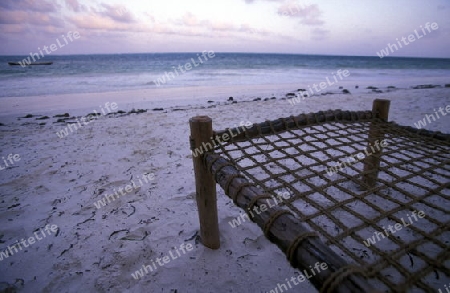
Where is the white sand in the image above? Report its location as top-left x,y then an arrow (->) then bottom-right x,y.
0,84 -> 449,292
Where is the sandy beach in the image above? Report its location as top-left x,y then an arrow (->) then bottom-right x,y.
1,0 -> 450,291
0,84 -> 449,292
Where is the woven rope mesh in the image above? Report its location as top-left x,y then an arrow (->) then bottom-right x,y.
213,116 -> 450,292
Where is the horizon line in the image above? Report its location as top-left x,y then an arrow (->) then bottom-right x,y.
1,52 -> 449,60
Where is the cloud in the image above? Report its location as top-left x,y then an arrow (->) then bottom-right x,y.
0,0 -> 57,12
0,0 -> 63,36
64,2 -> 145,32
182,12 -> 199,26
65,0 -> 86,12
310,28 -> 330,40
244,0 -> 284,3
68,14 -> 140,31
209,20 -> 238,31
239,24 -> 270,36
173,12 -> 277,39
301,17 -> 324,26
0,0 -> 307,54
0,0 -> 141,42
0,10 -> 63,26
277,2 -> 324,26
98,3 -> 136,23
0,24 -> 27,34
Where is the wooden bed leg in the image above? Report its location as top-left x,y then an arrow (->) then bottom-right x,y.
363,99 -> 390,188
190,116 -> 220,249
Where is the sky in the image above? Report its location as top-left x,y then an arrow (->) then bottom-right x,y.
0,0 -> 449,58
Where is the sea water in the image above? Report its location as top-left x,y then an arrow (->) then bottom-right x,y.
0,53 -> 449,98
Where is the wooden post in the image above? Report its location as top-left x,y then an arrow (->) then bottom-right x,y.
362,99 -> 390,188
189,116 -> 220,249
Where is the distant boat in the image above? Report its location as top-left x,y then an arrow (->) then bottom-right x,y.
8,61 -> 53,66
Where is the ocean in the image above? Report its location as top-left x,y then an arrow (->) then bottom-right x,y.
1,53 -> 449,98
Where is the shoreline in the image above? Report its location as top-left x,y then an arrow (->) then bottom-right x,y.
0,83 -> 305,117
1,80 -> 449,117
1,83 -> 449,133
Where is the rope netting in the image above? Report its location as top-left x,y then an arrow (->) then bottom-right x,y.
208,110 -> 450,292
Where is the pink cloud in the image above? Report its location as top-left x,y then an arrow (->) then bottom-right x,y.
99,3 -> 136,23
143,12 -> 156,24
182,12 -> 199,26
244,0 -> 284,3
209,20 -> 237,31
69,14 -> 135,31
65,0 -> 86,12
174,12 -> 275,39
0,24 -> 27,34
0,0 -> 58,12
278,2 -> 324,26
62,2 -> 149,34
0,10 -> 63,26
